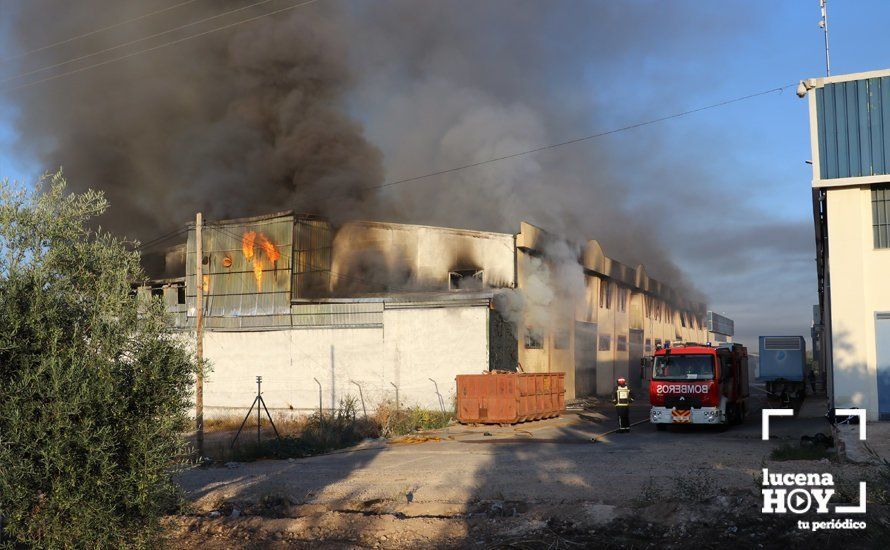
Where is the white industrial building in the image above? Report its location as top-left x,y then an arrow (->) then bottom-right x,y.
800,68 -> 890,420
143,212 -> 707,415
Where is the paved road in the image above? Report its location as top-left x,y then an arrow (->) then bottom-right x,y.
178,393 -> 831,511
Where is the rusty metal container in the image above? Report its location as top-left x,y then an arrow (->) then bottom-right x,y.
455,372 -> 566,424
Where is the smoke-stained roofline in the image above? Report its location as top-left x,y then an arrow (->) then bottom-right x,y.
516,221 -> 704,313
163,210 -> 702,312
185,210 -> 296,228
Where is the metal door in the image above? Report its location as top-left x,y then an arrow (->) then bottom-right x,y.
574,322 -> 598,396
876,313 -> 890,420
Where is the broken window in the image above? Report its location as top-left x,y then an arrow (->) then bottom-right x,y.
449,269 -> 483,291
598,279 -> 612,309
616,287 -> 627,312
524,328 -> 543,349
598,334 -> 611,352
616,335 -> 628,352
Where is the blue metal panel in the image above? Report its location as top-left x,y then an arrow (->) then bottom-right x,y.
836,83 -> 849,177
817,88 -> 828,179
816,76 -> 890,179
858,81 -> 871,174
877,314 -> 890,419
847,81 -> 860,176
869,78 -> 884,173
824,85 -> 839,178
882,77 -> 890,172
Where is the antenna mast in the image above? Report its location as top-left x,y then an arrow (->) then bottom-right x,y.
819,0 -> 831,76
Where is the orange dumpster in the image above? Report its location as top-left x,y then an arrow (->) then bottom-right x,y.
455,372 -> 566,424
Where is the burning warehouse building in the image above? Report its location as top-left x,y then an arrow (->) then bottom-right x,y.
142,212 -> 706,415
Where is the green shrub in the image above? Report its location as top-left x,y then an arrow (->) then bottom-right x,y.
0,174 -> 196,547
376,402 -> 453,437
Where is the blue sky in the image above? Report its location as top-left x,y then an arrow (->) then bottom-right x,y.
1,1 -> 888,348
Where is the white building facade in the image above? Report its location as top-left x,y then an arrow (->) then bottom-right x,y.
802,68 -> 890,420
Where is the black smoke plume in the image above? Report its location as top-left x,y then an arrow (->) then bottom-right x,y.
4,1 -> 383,239
3,1 -> 729,300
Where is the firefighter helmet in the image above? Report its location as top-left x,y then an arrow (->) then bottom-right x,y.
617,377 -> 627,386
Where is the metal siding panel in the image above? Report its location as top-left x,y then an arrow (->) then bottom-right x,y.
816,88 -> 828,179
824,84 -> 839,179
835,83 -> 849,177
846,82 -> 861,177
883,78 -> 890,174
859,80 -> 872,176
870,78 -> 885,174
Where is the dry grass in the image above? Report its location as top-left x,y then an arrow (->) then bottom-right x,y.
195,397 -> 454,462
203,412 -> 307,436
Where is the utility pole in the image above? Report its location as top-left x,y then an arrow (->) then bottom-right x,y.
195,212 -> 205,458
819,0 -> 831,76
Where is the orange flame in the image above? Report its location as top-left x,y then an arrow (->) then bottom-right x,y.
257,233 -> 280,262
242,231 -> 256,261
241,230 -> 279,290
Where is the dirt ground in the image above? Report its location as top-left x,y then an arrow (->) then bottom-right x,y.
166,393 -> 890,548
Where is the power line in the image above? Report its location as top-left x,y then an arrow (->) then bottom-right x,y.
130,82 -> 793,254
1,0 -> 283,84
363,83 -> 797,194
136,226 -> 189,251
1,0 -> 321,93
0,0 -> 201,64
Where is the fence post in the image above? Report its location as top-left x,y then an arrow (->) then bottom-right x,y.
312,377 -> 323,416
429,378 -> 446,416
390,381 -> 399,413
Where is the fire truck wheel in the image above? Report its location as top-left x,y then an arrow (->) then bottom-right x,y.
656,424 -> 667,432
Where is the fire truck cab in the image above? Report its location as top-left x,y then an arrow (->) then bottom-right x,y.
649,342 -> 749,429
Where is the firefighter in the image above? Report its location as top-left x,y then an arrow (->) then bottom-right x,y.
612,377 -> 634,432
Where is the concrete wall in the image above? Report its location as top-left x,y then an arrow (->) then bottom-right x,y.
199,303 -> 492,416
827,186 -> 890,420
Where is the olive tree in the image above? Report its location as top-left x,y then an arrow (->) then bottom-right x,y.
0,173 -> 196,547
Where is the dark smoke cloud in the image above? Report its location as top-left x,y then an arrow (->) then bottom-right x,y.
5,0 -> 383,238
338,1 -> 743,299
3,1 -> 743,300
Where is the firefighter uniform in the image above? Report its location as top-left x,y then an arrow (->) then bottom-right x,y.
612,379 -> 634,432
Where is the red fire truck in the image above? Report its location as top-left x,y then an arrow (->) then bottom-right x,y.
649,342 -> 749,430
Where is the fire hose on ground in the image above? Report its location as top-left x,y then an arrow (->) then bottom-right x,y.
590,418 -> 650,443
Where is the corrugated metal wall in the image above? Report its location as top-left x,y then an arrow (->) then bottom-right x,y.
186,213 -> 294,329
293,219 -> 333,298
291,302 -> 383,328
816,76 -> 890,179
